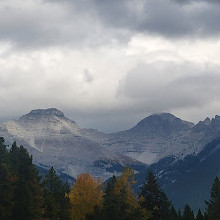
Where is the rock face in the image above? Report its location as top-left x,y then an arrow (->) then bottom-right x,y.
2,108 -> 220,182
21,108 -> 65,118
0,108 -> 146,179
129,113 -> 194,137
94,113 -> 220,165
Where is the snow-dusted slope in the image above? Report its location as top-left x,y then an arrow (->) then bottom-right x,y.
88,113 -> 220,165
2,108 -> 220,179
1,108 -> 145,179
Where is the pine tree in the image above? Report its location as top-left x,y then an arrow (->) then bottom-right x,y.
9,143 -> 42,220
139,171 -> 171,220
0,137 -> 5,147
0,138 -> 13,220
203,212 -> 209,220
102,175 -> 118,220
168,205 -> 178,220
182,204 -> 194,220
206,176 -> 220,220
42,167 -> 70,220
102,168 -> 150,220
86,205 -> 103,220
177,209 -> 182,220
196,209 -> 204,220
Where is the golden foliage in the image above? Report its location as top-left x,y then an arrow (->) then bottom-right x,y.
114,168 -> 151,220
115,168 -> 135,204
67,173 -> 103,220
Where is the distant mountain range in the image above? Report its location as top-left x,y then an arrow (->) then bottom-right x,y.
1,108 -> 220,211
0,108 -> 146,179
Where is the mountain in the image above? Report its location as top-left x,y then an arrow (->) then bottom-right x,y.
92,113 -> 196,164
0,108 -> 146,180
129,113 -> 194,136
135,136 -> 220,212
2,108 -> 220,187
90,113 -> 220,167
2,108 -> 220,211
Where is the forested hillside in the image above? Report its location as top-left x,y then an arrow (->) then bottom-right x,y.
0,137 -> 220,220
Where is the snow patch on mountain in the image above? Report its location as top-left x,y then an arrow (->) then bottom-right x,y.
2,108 -> 220,179
1,108 -> 147,179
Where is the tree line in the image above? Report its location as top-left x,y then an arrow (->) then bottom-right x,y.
0,137 -> 220,220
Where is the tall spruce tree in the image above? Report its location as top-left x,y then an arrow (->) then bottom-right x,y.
182,204 -> 194,220
139,171 -> 171,220
206,176 -> 220,220
177,209 -> 182,220
196,209 -> 204,220
42,167 -> 70,220
102,175 -> 118,220
9,142 -> 42,220
102,168 -> 150,220
0,137 -> 13,220
168,205 -> 178,220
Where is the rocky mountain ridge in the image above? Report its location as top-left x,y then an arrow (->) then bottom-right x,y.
0,108 -> 146,179
1,108 -> 220,180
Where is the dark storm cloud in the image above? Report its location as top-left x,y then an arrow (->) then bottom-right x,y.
1,0 -> 220,48
90,0 -> 220,38
60,0 -> 220,38
0,0 -> 130,49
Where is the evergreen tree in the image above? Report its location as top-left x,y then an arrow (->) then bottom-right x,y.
196,209 -> 204,220
0,138 -> 13,220
206,176 -> 220,220
102,175 -> 118,220
168,205 -> 178,220
86,205 -> 103,220
203,212 -> 209,220
0,137 -> 9,165
182,204 -> 194,220
113,168 -> 136,220
139,171 -> 171,220
177,209 -> 182,220
102,168 -> 150,220
9,143 -> 42,220
42,167 -> 70,220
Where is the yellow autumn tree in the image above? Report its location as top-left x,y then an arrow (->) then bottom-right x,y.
113,167 -> 151,220
114,167 -> 136,205
67,173 -> 103,220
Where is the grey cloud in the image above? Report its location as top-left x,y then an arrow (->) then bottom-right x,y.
117,62 -> 220,114
70,0 -> 220,38
172,0 -> 220,5
1,0 -> 220,49
0,0 -> 130,49
83,69 -> 93,83
46,0 -> 220,39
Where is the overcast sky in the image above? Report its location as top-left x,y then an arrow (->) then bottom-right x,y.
1,0 -> 220,132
